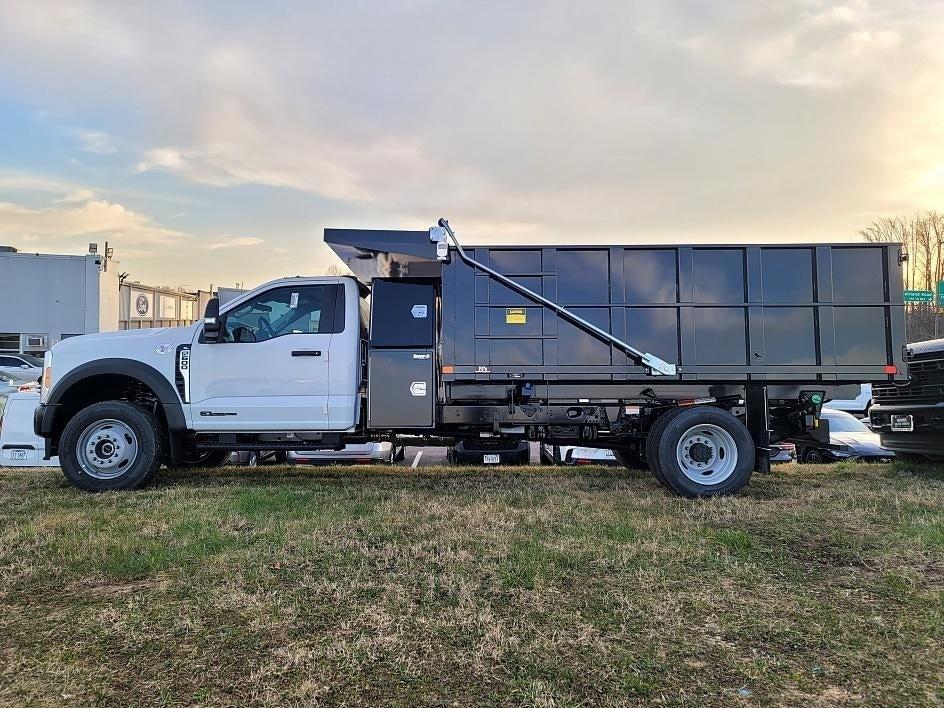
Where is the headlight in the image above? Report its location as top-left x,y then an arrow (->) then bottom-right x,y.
40,350 -> 53,403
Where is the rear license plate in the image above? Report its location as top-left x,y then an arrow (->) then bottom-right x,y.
891,414 -> 914,432
7,449 -> 28,461
483,454 -> 500,464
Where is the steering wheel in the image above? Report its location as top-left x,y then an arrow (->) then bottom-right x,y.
258,318 -> 275,340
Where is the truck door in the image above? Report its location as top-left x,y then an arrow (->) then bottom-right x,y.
187,283 -> 342,431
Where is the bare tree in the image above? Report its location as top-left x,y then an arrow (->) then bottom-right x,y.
862,211 -> 944,342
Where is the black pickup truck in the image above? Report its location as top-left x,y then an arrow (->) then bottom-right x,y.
870,338 -> 944,461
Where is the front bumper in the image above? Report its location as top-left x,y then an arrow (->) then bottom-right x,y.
33,403 -> 57,437
32,404 -> 58,459
870,403 -> 944,456
449,441 -> 530,465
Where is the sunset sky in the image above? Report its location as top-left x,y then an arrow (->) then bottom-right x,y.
0,1 -> 942,289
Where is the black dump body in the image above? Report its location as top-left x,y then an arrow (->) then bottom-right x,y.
326,227 -> 907,390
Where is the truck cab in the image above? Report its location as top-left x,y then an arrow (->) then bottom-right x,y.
35,276 -> 366,489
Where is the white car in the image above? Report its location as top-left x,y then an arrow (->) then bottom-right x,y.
0,371 -> 40,395
0,390 -> 59,467
0,353 -> 43,379
824,384 -> 872,418
287,442 -> 401,465
541,444 -> 619,465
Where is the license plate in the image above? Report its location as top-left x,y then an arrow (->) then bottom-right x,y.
483,454 -> 500,464
891,414 -> 914,432
7,449 -> 28,461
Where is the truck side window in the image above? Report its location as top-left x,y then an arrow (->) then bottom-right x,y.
220,285 -> 341,343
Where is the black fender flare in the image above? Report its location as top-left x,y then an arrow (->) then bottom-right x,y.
44,358 -> 187,462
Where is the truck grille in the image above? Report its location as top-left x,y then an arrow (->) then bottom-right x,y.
874,355 -> 944,403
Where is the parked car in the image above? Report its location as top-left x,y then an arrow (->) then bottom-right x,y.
228,451 -> 287,466
798,408 -> 894,463
288,442 -> 402,465
770,442 -> 796,463
0,371 -> 39,395
0,353 -> 43,379
824,384 -> 872,418
0,391 -> 59,466
447,440 -> 530,465
540,444 -> 619,465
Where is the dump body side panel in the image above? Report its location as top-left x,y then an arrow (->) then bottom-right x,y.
438,243 -> 905,386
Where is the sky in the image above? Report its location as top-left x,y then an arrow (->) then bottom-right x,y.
0,1 -> 942,290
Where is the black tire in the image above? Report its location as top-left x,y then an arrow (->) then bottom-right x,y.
804,448 -> 825,464
646,407 -> 689,488
59,401 -> 163,492
545,445 -> 562,465
169,449 -> 231,469
613,449 -> 647,470
653,406 -> 755,497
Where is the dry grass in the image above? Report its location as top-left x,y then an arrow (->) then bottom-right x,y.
0,461 -> 942,706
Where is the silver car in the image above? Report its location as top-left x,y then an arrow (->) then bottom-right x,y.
0,371 -> 40,396
287,442 -> 401,465
0,353 -> 43,379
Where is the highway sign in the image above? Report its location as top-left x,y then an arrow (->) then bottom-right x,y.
938,281 -> 944,307
904,289 -> 934,303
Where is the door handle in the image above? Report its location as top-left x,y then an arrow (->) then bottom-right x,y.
291,350 -> 322,357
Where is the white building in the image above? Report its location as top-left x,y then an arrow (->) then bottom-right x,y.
0,245 -> 214,355
0,247 -> 119,354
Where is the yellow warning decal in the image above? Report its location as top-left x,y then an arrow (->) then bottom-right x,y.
506,307 -> 527,324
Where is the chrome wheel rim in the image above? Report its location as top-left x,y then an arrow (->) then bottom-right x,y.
76,419 -> 139,479
676,423 -> 738,485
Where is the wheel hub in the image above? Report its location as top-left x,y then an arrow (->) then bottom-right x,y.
676,423 -> 739,486
688,441 -> 714,464
76,419 -> 139,479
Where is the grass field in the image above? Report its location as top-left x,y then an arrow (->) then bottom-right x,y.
1,462 -> 942,706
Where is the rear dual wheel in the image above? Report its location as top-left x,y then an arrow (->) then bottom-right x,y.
646,406 -> 754,497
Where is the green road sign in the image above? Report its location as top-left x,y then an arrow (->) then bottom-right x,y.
903,289 -> 934,303
938,281 -> 944,307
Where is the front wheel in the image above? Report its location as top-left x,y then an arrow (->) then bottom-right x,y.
803,448 -> 825,464
653,407 -> 754,497
59,401 -> 163,492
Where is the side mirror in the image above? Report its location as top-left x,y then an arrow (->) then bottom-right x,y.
21,364 -> 30,369
203,297 -> 221,343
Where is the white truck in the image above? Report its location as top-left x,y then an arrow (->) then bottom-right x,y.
34,221 -> 905,496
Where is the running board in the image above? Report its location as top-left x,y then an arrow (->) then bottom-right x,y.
430,219 -> 677,377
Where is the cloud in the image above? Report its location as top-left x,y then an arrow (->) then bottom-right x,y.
71,128 -> 117,154
204,236 -> 264,250
675,2 -> 911,90
55,188 -> 97,203
0,194 -> 187,244
0,0 -> 943,287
